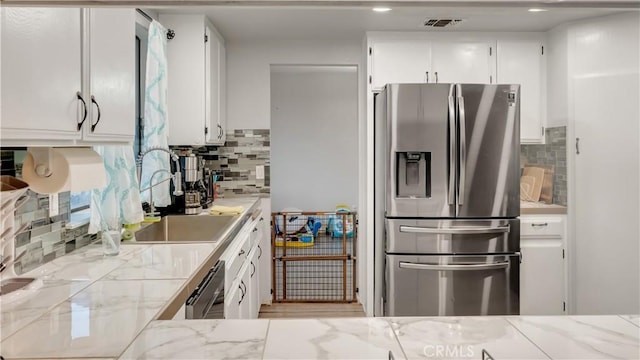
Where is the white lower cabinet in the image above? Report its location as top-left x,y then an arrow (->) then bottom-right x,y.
238,262 -> 252,318
249,247 -> 260,319
222,208 -> 264,319
520,215 -> 567,315
225,277 -> 241,319
258,198 -> 272,305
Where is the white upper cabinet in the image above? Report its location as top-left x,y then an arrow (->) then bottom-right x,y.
205,24 -> 227,145
370,40 -> 431,91
0,8 -> 135,146
1,8 -> 83,143
162,14 -> 206,146
497,39 -> 546,144
162,14 -> 226,146
82,8 -> 135,142
430,41 -> 494,84
368,34 -> 547,143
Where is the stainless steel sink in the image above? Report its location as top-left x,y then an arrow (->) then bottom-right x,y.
131,215 -> 238,243
0,277 -> 35,296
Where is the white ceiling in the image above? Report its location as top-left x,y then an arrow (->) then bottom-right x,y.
154,6 -> 630,42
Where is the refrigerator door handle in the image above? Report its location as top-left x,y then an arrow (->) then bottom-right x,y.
448,84 -> 456,206
456,84 -> 466,207
399,261 -> 510,271
399,225 -> 510,235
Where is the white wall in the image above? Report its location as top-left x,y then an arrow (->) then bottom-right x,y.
270,66 -> 359,211
566,11 -> 640,314
226,40 -> 362,129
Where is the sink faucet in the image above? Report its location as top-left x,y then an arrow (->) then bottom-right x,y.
137,146 -> 183,198
146,169 -> 182,217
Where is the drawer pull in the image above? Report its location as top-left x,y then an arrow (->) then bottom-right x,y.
531,223 -> 549,227
238,249 -> 245,256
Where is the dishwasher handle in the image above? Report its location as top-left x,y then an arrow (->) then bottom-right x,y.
399,225 -> 510,235
185,260 -> 225,319
399,261 -> 509,271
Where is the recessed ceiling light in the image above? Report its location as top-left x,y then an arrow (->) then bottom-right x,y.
373,7 -> 392,13
528,8 -> 548,12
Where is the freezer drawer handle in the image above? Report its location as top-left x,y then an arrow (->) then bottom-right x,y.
399,261 -> 509,271
399,225 -> 509,235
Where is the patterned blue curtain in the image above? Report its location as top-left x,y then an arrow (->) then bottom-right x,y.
89,146 -> 144,233
140,20 -> 171,206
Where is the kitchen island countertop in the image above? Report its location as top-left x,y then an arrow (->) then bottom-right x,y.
119,315 -> 639,360
1,198 -> 638,360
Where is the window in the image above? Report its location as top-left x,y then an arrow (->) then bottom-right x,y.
70,191 -> 91,212
134,24 -> 149,158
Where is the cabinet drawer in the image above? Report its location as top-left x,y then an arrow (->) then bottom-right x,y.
249,215 -> 265,247
521,217 -> 564,238
225,232 -> 250,289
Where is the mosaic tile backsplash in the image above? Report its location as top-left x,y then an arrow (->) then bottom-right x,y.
171,129 -> 270,198
520,126 -> 568,206
1,149 -> 97,274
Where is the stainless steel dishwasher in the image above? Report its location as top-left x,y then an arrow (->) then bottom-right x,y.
185,260 -> 225,319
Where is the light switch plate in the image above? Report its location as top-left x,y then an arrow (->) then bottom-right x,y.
256,165 -> 265,180
49,193 -> 59,217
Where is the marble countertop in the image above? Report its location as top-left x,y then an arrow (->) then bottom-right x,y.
2,197 -> 637,360
119,315 -> 639,360
0,197 -> 261,359
521,201 -> 567,215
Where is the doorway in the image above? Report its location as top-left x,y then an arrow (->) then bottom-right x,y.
267,65 -> 360,313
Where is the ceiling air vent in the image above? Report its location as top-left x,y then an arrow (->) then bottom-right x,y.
423,19 -> 463,28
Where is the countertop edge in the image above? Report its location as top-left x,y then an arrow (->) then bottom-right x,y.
521,208 -> 568,215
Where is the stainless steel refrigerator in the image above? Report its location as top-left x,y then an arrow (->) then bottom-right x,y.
374,83 -> 521,317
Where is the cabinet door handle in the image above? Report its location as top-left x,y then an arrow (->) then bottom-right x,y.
238,249 -> 245,257
425,71 -> 429,83
217,124 -> 223,139
576,137 -> 580,155
435,71 -> 439,83
76,91 -> 88,131
90,95 -> 102,132
251,261 -> 256,277
239,280 -> 247,304
253,227 -> 258,233
258,245 -> 262,259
